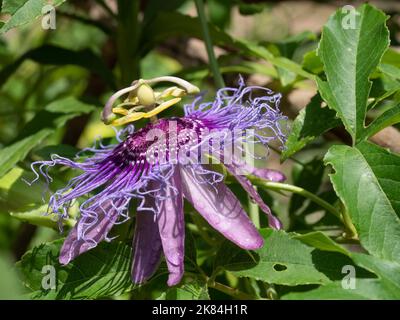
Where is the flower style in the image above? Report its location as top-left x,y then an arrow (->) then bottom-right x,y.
29,77 -> 287,286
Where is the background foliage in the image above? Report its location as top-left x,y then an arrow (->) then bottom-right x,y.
1,0 -> 400,300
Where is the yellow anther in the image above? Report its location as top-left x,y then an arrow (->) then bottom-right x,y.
156,86 -> 186,99
111,112 -> 147,126
144,98 -> 182,118
112,107 -> 129,116
136,83 -> 156,106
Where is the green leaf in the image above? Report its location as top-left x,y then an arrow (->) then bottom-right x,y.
317,4 -> 390,143
183,227 -> 199,273
324,142 -> 400,262
363,103 -> 400,139
273,31 -> 317,86
302,50 -> 323,75
283,240 -> 400,299
0,0 -> 65,34
10,204 -> 76,229
0,97 -> 95,179
34,144 -> 80,160
281,94 -> 341,161
0,168 -> 46,212
214,229 -> 355,286
379,63 -> 400,81
282,279 -> 396,300
142,11 -> 314,81
207,0 -> 232,29
0,252 -> 25,299
294,231 -> 350,256
238,2 -> 264,15
44,96 -> 96,114
0,45 -> 116,89
289,158 -> 325,215
0,129 -> 51,178
2,0 -> 22,13
179,60 -> 277,83
17,239 -> 135,299
351,253 -> 400,296
382,48 -> 400,68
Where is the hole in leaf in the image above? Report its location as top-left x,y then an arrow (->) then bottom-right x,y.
273,263 -> 287,271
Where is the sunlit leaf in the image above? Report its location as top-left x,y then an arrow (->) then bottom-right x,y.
324,142 -> 400,262
282,279 -> 395,300
214,229 -> 355,286
0,0 -> 65,34
317,4 -> 390,143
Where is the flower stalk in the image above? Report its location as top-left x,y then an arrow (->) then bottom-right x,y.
207,280 -> 259,300
248,176 -> 343,220
248,191 -> 261,229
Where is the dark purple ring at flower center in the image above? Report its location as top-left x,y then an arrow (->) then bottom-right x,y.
107,117 -> 208,168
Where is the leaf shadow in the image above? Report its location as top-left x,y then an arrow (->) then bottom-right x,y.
311,250 -> 376,281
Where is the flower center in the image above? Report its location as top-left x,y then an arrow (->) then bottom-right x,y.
108,117 -> 205,168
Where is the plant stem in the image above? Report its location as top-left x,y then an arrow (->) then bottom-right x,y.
117,0 -> 140,86
194,0 -> 225,88
340,202 -> 358,239
248,188 -> 260,228
248,177 -> 343,221
207,280 -> 258,300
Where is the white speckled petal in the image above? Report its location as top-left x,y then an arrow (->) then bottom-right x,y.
180,165 -> 263,250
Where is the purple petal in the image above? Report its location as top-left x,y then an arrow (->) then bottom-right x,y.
59,200 -> 120,265
180,165 -> 263,250
156,168 -> 185,286
131,196 -> 163,284
229,158 -> 286,182
226,164 -> 282,230
250,167 -> 286,182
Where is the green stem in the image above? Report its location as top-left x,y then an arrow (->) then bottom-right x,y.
248,188 -> 260,228
340,202 -> 358,239
117,0 -> 140,86
263,283 -> 278,300
207,280 -> 259,300
194,0 -> 225,88
186,271 -> 256,300
248,177 -> 342,221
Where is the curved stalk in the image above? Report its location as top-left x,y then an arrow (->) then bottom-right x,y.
207,280 -> 259,300
248,177 -> 343,221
